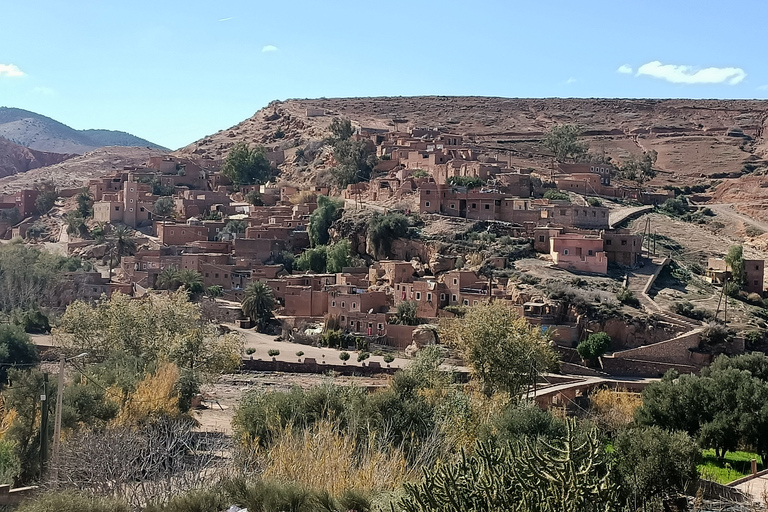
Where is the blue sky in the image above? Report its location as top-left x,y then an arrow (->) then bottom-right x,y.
2,0 -> 766,150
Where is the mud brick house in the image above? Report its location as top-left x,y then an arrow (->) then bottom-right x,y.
558,163 -> 613,186
549,233 -> 608,275
534,227 -> 642,267
93,178 -> 157,228
705,257 -> 765,294
370,260 -> 417,286
393,278 -> 449,319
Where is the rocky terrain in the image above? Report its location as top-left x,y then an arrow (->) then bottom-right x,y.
0,107 -> 168,154
0,137 -> 74,178
0,146 -> 166,194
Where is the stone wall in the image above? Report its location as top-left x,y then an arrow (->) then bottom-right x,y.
609,329 -> 702,365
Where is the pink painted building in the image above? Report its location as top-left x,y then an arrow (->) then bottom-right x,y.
550,233 -> 607,274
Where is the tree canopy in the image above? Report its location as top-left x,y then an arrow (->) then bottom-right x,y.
542,125 -> 589,162
308,195 -> 343,247
440,301 -> 559,397
221,142 -> 273,187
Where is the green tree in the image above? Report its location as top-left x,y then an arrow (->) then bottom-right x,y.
395,301 -> 419,326
440,301 -> 559,397
308,195 -> 342,247
542,124 -> 589,162
106,225 -> 136,281
34,181 -> 58,215
576,332 -> 611,361
447,176 -> 483,189
296,246 -> 328,273
326,240 -> 351,273
218,219 -> 248,240
241,282 -> 276,332
367,212 -> 412,259
64,211 -> 88,238
155,265 -> 180,290
618,150 -> 658,184
221,142 -> 272,187
329,118 -> 354,141
176,269 -> 204,296
543,190 -> 570,201
244,190 -> 264,206
0,325 -> 39,383
725,244 -> 745,287
207,285 -> 224,298
613,426 -> 699,510
76,189 -> 94,218
153,196 -> 176,222
331,140 -> 377,188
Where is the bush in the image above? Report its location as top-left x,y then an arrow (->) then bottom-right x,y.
673,301 -> 709,321
577,332 -> 611,361
383,354 -> 395,364
357,351 -> 370,363
320,329 -> 342,349
339,351 -> 350,362
587,197 -> 602,207
616,288 -> 640,307
245,347 -> 256,355
543,189 -> 570,201
660,197 -> 689,216
746,225 -> 765,238
15,491 -> 131,512
268,349 -> 280,357
295,351 -> 304,357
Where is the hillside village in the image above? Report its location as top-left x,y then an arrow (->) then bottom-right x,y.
0,106 -> 763,383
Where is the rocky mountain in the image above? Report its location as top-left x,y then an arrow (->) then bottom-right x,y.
0,137 -> 74,179
0,107 -> 169,155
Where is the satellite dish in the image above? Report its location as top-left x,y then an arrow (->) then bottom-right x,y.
368,308 -> 374,314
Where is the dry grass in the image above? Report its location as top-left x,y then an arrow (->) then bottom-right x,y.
261,419 -> 411,495
114,362 -> 180,425
589,389 -> 642,433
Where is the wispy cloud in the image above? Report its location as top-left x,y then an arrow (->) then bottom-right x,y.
0,64 -> 25,78
617,64 -> 633,74
636,61 -> 746,85
757,84 -> 768,91
262,45 -> 278,53
565,77 -> 576,84
218,17 -> 233,22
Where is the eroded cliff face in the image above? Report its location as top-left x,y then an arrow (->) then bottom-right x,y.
0,138 -> 74,178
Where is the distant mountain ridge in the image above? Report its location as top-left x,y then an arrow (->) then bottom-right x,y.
0,107 -> 169,154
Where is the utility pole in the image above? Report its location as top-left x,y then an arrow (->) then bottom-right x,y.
50,353 -> 65,484
39,374 -> 49,476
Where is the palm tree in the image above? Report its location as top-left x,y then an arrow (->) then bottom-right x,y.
176,269 -> 204,296
107,225 -> 137,282
241,281 -> 276,331
155,265 -> 180,290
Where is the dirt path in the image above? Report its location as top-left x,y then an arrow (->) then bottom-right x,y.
708,203 -> 768,234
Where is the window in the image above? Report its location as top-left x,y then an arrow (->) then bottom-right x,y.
588,250 -> 593,256
115,206 -> 120,211
215,273 -> 219,278
350,321 -> 354,326
424,201 -> 430,207
224,274 -> 228,278
425,190 -> 430,195
755,280 -> 760,285
140,207 -> 145,212
130,199 -> 134,203
539,235 -> 545,242
452,294 -> 457,302
130,188 -> 134,192
378,323 -> 384,330
592,211 -> 596,217
484,204 -> 490,210
563,249 -> 570,255
621,240 -> 627,246
427,293 -> 432,302
606,239 -> 612,245
205,273 -> 209,277
129,208 -> 133,212
352,302 -> 357,309
560,209 -> 566,215
450,204 -> 455,209
170,230 -> 174,235
415,292 -> 421,300
463,299 -> 469,305
472,203 -> 477,209
453,278 -> 458,285
341,301 -> 345,308
473,300 -> 478,306
440,293 -> 446,300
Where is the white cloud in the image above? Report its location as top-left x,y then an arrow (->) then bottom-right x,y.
262,45 -> 278,53
565,77 -> 576,84
0,64 -> 25,78
617,64 -> 633,74
636,61 -> 746,85
218,17 -> 233,22
757,84 -> 768,91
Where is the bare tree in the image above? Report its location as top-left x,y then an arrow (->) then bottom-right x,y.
56,417 -> 230,508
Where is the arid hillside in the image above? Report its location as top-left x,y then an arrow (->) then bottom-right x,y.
176,97 -> 768,180
0,137 -> 74,178
0,146 -> 166,194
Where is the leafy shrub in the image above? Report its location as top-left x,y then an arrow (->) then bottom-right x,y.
673,301 -> 709,321
543,189 -> 570,201
577,332 -> 611,360
320,329 -> 342,349
447,176 -> 483,189
616,288 -> 640,307
357,351 -> 370,363
699,324 -> 735,347
245,347 -> 256,355
296,351 -> 304,357
268,349 -> 280,357
587,197 -> 602,207
383,354 -> 395,364
339,351 -> 350,362
660,197 -> 689,216
746,225 -> 765,238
